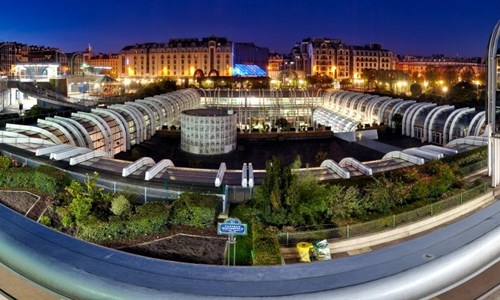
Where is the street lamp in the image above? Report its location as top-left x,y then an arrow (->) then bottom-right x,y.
473,80 -> 481,99
442,86 -> 448,99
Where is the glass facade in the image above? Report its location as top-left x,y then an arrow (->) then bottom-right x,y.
320,90 -> 486,145
181,109 -> 237,155
2,88 -> 200,157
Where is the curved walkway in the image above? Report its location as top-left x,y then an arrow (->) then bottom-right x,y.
0,197 -> 499,299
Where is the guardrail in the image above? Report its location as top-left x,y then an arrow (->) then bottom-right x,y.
1,194 -> 500,299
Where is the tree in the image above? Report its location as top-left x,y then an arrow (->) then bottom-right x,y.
448,81 -> 476,103
275,117 -> 289,130
253,157 -> 335,228
315,151 -> 329,166
253,157 -> 298,227
361,69 -> 378,89
391,113 -> 403,132
59,172 -> 112,228
410,83 -> 422,97
326,185 -> 362,222
425,66 -> 439,85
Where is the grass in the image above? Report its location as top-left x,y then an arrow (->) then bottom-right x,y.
229,204 -> 255,265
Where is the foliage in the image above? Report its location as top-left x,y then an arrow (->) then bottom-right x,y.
0,156 -> 12,171
38,215 -> 52,227
230,204 -> 256,265
362,176 -> 411,214
110,195 -> 132,216
289,172 -> 331,226
410,83 -> 422,97
35,165 -> 70,191
252,156 -> 296,227
169,192 -> 219,228
77,201 -> 170,243
24,105 -> 56,117
251,222 -> 282,266
306,74 -> 333,86
275,117 -> 289,129
58,173 -> 112,228
441,146 -> 487,167
0,162 -> 67,195
423,160 -> 456,198
448,81 -> 477,103
327,185 -> 363,221
314,151 -> 329,166
135,79 -> 177,99
253,157 -> 339,228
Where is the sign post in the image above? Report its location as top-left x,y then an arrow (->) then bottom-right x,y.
217,217 -> 248,266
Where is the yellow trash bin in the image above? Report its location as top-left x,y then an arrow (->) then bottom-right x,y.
297,242 -> 312,263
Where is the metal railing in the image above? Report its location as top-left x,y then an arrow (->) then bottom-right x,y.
1,149 -> 224,204
277,183 -> 489,246
458,160 -> 488,175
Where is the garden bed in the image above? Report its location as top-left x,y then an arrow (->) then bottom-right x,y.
120,233 -> 226,265
0,190 -> 46,220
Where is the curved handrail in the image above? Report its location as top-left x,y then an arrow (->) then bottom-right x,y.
1,199 -> 499,299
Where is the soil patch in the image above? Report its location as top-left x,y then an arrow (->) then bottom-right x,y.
120,234 -> 226,265
0,191 -> 47,220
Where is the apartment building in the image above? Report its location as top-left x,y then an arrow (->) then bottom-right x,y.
289,38 -> 395,80
119,37 -> 234,78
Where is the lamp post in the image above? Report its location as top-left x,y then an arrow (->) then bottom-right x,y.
442,86 -> 448,100
473,80 -> 480,99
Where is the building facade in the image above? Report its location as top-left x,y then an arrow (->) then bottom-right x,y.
289,38 -> 396,81
89,53 -> 121,77
351,44 -> 395,79
0,43 -> 16,76
396,55 -> 485,82
119,37 -> 235,78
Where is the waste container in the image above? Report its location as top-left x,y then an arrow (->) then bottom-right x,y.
297,242 -> 312,263
312,240 -> 331,261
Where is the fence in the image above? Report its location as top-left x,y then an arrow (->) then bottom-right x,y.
458,160 -> 488,175
276,183 -> 489,246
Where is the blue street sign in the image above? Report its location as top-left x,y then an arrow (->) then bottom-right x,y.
218,218 -> 248,236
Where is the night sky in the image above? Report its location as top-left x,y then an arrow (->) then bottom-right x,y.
1,0 -> 499,57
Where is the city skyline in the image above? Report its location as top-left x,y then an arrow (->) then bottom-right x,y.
1,0 -> 499,57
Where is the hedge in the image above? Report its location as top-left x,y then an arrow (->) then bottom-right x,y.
77,202 -> 170,243
169,192 -> 219,228
251,222 -> 282,266
0,165 -> 68,195
441,146 -> 487,166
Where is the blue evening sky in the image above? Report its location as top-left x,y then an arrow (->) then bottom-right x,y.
1,0 -> 499,57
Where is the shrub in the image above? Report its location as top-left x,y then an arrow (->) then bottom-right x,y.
35,165 -> 70,191
129,201 -> 170,236
110,195 -> 131,216
38,215 -> 51,227
441,146 -> 487,166
0,156 -> 12,171
56,206 -> 74,228
31,170 -> 59,195
78,202 -> 170,243
78,220 -> 126,243
169,192 -> 219,228
251,222 -> 282,266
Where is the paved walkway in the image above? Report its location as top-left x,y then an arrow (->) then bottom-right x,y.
0,263 -> 57,300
